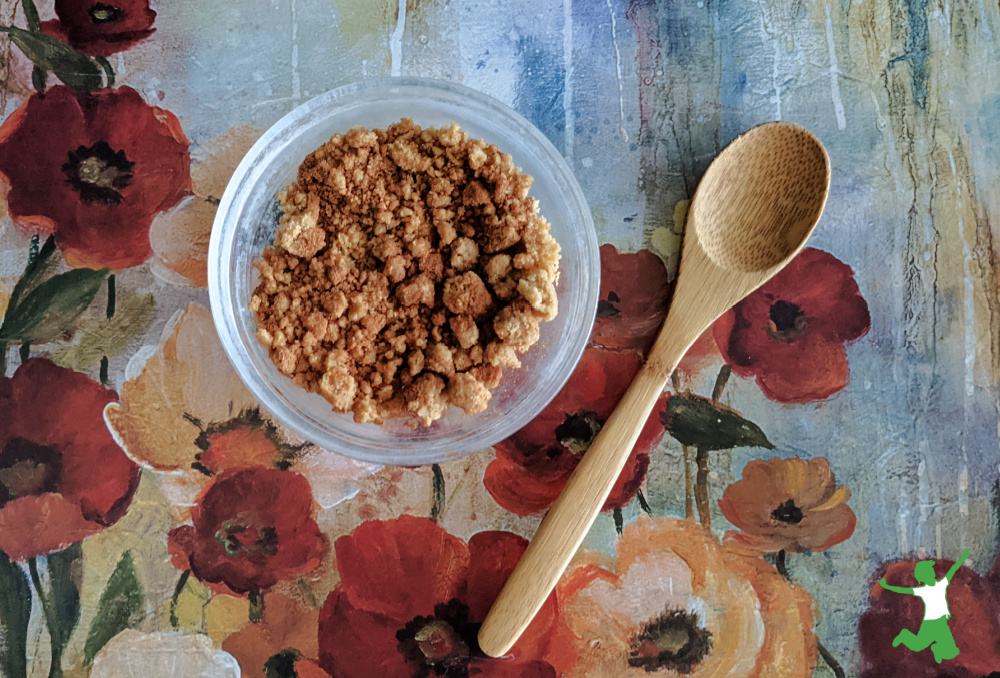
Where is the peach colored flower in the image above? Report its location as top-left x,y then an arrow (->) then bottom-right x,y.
104,303 -> 378,519
549,518 -> 817,677
720,456 -> 856,555
222,593 -> 321,678
150,126 -> 261,287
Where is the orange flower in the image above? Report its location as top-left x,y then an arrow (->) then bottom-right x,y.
149,126 -> 261,287
223,592 -> 320,676
719,456 -> 856,554
550,518 -> 816,677
104,303 -> 377,519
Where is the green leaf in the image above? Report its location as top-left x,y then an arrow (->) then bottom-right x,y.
0,551 -> 31,678
83,551 -> 144,665
6,234 -> 57,317
21,0 -> 40,32
0,26 -> 103,92
662,393 -> 774,451
53,292 -> 156,371
0,267 -> 108,343
45,543 -> 83,656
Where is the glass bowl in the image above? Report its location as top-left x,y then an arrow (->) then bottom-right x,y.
208,77 -> 600,466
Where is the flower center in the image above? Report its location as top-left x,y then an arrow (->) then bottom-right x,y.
397,599 -> 480,676
263,649 -> 302,678
555,410 -> 602,453
215,520 -> 279,558
596,290 -> 622,318
0,438 -> 62,507
89,3 -> 123,23
771,498 -> 805,524
628,609 -> 713,674
766,300 -> 807,342
62,140 -> 134,205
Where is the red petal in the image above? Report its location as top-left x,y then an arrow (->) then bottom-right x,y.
334,516 -> 470,622
483,455 -> 568,516
464,532 -> 557,661
318,591 -> 411,678
469,659 -> 557,678
0,494 -> 102,561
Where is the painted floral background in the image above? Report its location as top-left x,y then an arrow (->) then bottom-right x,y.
0,0 -> 999,677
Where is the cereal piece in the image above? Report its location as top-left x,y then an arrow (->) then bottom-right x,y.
486,341 -> 521,368
450,237 -> 479,271
446,373 -> 491,414
517,268 -> 558,320
275,192 -> 326,258
469,365 -> 503,390
449,314 -> 479,349
494,300 -> 541,350
484,254 -> 512,284
425,343 -> 455,377
442,272 -> 492,317
396,274 -> 436,307
407,373 -> 448,424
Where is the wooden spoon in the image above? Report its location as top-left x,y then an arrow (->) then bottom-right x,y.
478,121 -> 831,658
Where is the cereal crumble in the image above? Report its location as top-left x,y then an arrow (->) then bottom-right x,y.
250,119 -> 560,425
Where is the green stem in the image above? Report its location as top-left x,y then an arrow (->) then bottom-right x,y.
430,464 -> 445,522
30,66 -> 45,95
712,364 -> 732,402
27,558 -> 62,678
248,589 -> 264,623
106,274 -> 116,319
95,56 -> 115,87
683,446 -> 694,520
20,0 -> 39,32
774,551 -> 845,678
612,507 -> 624,535
168,570 -> 191,628
18,342 -> 28,363
694,447 -> 710,528
0,341 -> 8,376
636,488 -> 653,517
99,356 -> 109,386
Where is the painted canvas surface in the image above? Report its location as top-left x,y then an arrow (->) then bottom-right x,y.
0,0 -> 999,676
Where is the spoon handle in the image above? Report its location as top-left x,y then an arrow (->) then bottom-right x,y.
478,340 -> 684,658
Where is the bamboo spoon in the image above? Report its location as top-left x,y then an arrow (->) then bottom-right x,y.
478,121 -> 831,658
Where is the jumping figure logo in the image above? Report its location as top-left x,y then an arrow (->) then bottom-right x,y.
877,548 -> 971,664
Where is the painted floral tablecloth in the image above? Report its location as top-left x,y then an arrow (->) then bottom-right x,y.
1,0 -> 999,677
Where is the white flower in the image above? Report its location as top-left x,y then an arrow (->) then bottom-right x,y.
91,630 -> 240,678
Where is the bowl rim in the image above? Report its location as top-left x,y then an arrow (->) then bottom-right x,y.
207,75 -> 600,465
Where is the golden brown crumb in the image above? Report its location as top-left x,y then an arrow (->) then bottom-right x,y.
250,119 -> 560,425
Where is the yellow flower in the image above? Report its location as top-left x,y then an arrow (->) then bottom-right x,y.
549,517 -> 817,677
104,303 -> 378,518
149,126 -> 261,287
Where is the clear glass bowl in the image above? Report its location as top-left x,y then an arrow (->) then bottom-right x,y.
208,77 -> 600,466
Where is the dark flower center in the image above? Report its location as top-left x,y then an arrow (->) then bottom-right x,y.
215,520 -> 279,558
555,410 -> 602,453
0,438 -> 63,507
771,498 -> 805,524
397,599 -> 481,677
628,608 -> 713,674
89,3 -> 123,23
596,290 -> 622,318
63,140 -> 134,205
766,300 -> 808,342
263,649 -> 302,678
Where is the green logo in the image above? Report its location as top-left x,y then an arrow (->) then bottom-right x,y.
878,548 -> 971,664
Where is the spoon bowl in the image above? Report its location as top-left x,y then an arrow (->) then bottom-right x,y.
478,121 -> 831,658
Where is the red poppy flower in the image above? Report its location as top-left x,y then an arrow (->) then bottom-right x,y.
41,0 -> 156,57
485,348 -> 668,516
590,244 -> 671,354
318,516 -> 560,678
168,467 -> 326,595
858,559 -> 1000,677
0,358 -> 140,561
713,248 -> 870,403
0,86 -> 191,269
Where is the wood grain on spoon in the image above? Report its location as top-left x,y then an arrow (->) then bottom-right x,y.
477,121 -> 831,658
